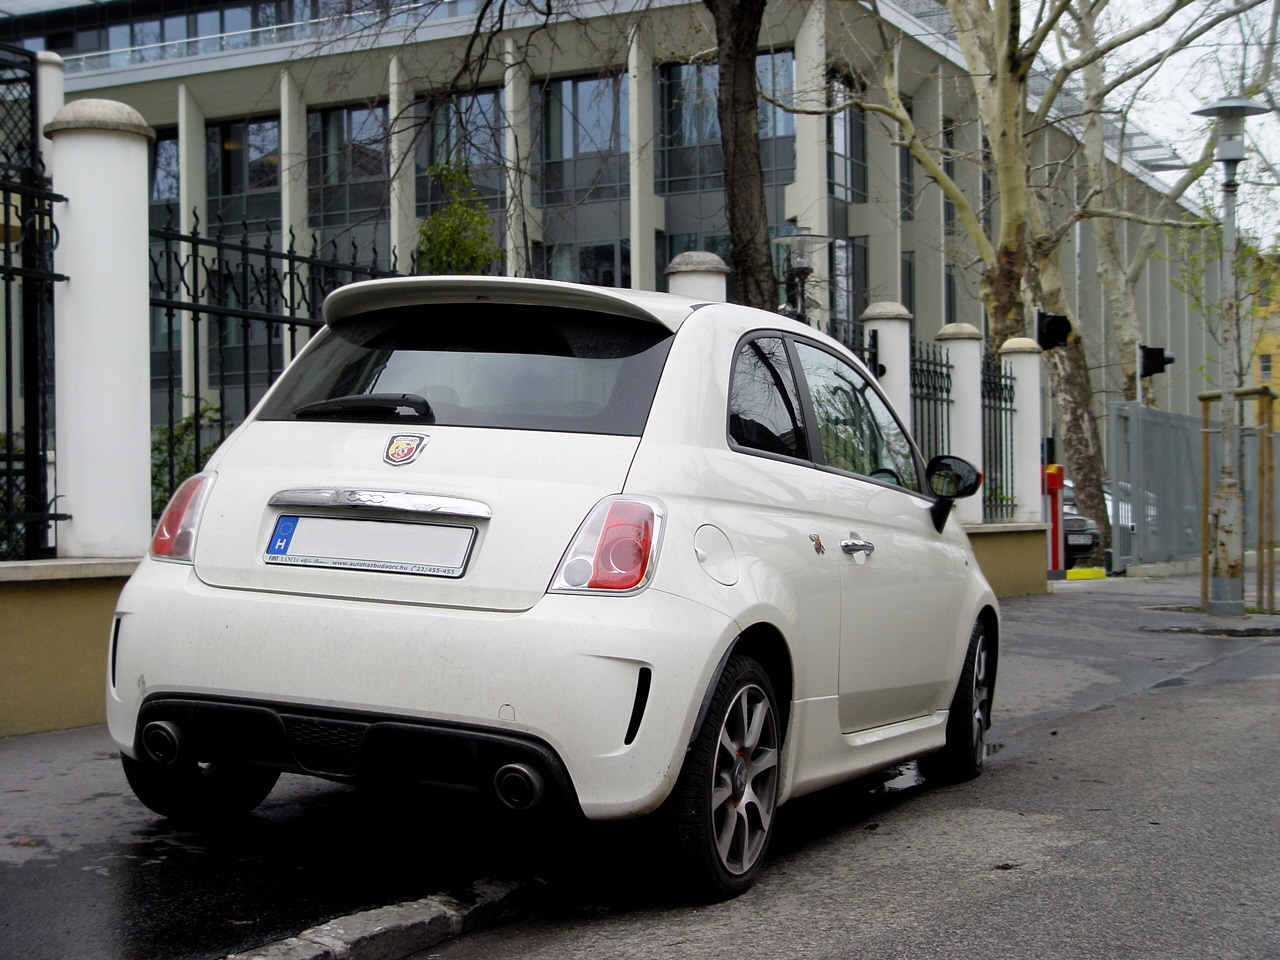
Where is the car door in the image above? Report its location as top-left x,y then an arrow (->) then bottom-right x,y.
790,340 -> 969,734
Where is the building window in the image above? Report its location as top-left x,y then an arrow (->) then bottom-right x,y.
899,97 -> 914,222
535,74 -> 628,205
207,117 -> 281,233
657,52 -> 795,195
149,128 -> 180,229
539,239 -> 631,288
1261,354 -> 1272,382
829,77 -> 867,204
945,263 -> 958,327
830,236 -> 869,331
150,129 -> 180,204
658,62 -> 724,193
415,90 -> 504,217
307,103 -> 389,228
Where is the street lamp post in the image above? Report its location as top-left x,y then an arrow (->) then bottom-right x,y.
1193,95 -> 1268,616
774,226 -> 832,326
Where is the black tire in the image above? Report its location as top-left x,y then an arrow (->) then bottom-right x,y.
920,620 -> 992,784
669,654 -> 781,901
121,754 -> 280,822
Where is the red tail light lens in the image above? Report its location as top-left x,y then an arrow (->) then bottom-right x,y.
151,473 -> 214,562
551,496 -> 665,595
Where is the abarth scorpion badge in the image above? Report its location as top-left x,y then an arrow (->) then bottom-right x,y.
384,434 -> 428,466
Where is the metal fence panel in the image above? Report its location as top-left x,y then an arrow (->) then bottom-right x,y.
1107,402 -> 1207,571
982,351 -> 1016,521
0,43 -> 68,561
910,337 -> 951,463
149,216 -> 401,513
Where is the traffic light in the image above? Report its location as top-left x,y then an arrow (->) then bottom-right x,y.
1139,344 -> 1175,378
1037,310 -> 1072,350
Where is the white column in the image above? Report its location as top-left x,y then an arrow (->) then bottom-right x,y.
627,23 -> 664,291
388,53 -> 418,272
35,53 -> 64,177
908,74 -> 944,337
1001,337 -> 1044,525
177,84 -> 206,234
503,38 -> 540,276
937,321 -> 984,525
279,68 -> 309,249
46,100 -> 155,558
176,84 -> 208,414
861,301 -> 912,418
849,69 -> 900,303
784,0 -> 829,326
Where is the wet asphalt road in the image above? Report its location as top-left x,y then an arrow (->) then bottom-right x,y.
2,574 -> 1279,960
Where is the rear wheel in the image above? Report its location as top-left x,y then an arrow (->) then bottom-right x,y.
121,755 -> 280,822
920,621 -> 991,783
670,654 -> 780,901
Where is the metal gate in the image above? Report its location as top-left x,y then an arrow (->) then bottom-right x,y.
1107,402 -> 1204,572
149,215 -> 401,511
0,43 -> 66,561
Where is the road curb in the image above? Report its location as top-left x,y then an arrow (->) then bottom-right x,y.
223,878 -> 536,960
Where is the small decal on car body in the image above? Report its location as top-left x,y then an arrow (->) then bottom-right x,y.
384,434 -> 428,466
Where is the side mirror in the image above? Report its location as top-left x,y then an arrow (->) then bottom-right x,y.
925,456 -> 983,532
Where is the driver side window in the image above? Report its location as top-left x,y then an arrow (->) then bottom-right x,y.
793,342 -> 920,491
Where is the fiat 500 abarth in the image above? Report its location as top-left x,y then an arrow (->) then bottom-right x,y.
111,276 -> 998,899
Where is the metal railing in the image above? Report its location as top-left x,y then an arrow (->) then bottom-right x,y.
981,350 -> 1016,521
149,213 -> 403,512
63,1 -> 481,74
0,43 -> 68,561
909,337 -> 951,462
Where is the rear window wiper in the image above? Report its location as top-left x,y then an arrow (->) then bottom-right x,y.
292,393 -> 434,423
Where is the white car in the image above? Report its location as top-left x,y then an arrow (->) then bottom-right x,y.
110,276 -> 998,899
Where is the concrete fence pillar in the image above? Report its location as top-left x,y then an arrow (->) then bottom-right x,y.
937,322 -> 984,525
1000,337 -> 1045,524
45,100 -> 156,558
861,301 -> 912,420
665,251 -> 729,302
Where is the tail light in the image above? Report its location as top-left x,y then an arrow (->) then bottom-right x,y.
550,496 -> 665,595
151,472 -> 215,563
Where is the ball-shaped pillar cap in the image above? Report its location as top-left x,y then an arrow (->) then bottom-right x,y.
664,250 -> 730,275
999,336 -> 1043,355
937,322 -> 983,341
859,301 -> 913,323
44,99 -> 155,142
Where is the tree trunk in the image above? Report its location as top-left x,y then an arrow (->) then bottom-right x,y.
703,0 -> 776,310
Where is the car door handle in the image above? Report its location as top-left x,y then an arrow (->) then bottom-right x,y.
840,538 -> 875,556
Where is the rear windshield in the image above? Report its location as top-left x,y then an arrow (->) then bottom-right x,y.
257,303 -> 675,436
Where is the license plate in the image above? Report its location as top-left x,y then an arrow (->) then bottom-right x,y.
264,515 -> 475,577
1066,533 -> 1094,546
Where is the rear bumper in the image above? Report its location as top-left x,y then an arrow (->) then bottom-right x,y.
109,558 -> 738,819
133,695 -> 580,809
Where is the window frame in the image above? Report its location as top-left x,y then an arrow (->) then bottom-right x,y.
725,329 -> 927,495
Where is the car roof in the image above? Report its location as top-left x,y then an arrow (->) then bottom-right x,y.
323,276 -> 707,333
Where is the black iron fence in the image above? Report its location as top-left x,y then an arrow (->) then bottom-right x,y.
827,317 -> 879,373
150,214 -> 403,511
0,43 -> 68,561
909,337 -> 952,462
981,350 -> 1016,521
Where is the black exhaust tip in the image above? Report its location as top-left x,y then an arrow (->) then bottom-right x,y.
494,763 -> 545,810
141,720 -> 184,765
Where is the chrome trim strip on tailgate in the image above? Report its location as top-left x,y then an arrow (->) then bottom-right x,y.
268,488 -> 493,520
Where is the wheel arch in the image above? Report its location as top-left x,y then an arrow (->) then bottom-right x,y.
976,603 -> 999,711
696,622 -> 793,739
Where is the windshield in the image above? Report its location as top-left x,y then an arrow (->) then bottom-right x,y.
258,302 -> 674,436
